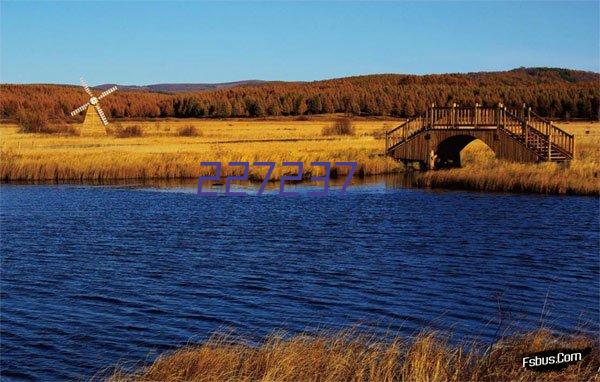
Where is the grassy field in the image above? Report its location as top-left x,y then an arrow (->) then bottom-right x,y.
0,117 -> 400,182
0,117 -> 598,195
107,329 -> 598,381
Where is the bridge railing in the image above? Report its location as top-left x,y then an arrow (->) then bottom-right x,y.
477,107 -> 498,126
429,105 -> 503,127
430,107 -> 452,126
529,110 -> 574,157
503,109 -> 574,159
502,109 -> 524,136
385,117 -> 426,151
503,110 -> 547,153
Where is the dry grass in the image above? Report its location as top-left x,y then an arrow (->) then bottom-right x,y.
16,110 -> 80,136
177,124 -> 203,137
107,329 -> 598,382
416,122 -> 600,195
33,123 -> 81,136
108,123 -> 145,138
322,117 -> 356,136
1,119 -> 599,195
0,118 -> 401,182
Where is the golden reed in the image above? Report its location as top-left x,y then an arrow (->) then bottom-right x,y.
105,329 -> 598,382
1,119 -> 598,195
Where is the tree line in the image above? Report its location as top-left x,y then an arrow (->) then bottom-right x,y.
1,68 -> 599,121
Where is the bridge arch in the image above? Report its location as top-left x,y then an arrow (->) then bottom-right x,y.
433,134 -> 495,169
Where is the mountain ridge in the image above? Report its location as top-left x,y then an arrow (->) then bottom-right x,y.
94,80 -> 270,93
7,67 -> 597,93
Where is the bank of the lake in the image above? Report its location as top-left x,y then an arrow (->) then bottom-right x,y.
1,120 -> 598,195
415,160 -> 599,196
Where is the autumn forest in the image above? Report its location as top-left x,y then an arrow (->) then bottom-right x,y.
1,67 -> 598,121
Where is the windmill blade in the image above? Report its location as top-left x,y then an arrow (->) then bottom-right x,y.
98,86 -> 117,100
70,102 -> 90,116
94,104 -> 109,126
80,77 -> 94,97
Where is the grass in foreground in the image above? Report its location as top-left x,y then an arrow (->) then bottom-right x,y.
107,329 -> 598,382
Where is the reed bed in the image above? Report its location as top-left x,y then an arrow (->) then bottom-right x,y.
415,160 -> 598,195
1,119 -> 598,195
107,329 -> 598,382
0,119 -> 400,182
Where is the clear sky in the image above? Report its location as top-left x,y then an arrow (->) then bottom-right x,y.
1,1 -> 598,85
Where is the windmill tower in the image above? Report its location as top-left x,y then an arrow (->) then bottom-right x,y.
70,77 -> 117,134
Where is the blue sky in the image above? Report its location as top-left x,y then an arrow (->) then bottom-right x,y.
1,1 -> 598,85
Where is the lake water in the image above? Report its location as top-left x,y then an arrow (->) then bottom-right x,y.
1,179 -> 598,381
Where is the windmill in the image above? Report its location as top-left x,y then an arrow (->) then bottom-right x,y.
71,77 -> 117,133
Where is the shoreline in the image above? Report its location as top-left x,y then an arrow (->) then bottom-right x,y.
1,120 -> 597,196
2,169 -> 598,197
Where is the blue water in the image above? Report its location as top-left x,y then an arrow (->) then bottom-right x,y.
1,181 -> 598,381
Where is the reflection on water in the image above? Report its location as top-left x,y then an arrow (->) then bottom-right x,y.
2,173 -> 418,193
0,176 -> 598,381
113,173 -> 419,195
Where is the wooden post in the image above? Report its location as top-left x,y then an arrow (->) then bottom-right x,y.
385,131 -> 388,153
521,103 -> 527,143
474,103 -> 479,127
452,103 -> 456,127
548,131 -> 552,159
497,103 -> 502,127
524,122 -> 529,148
428,150 -> 436,170
430,103 -> 435,129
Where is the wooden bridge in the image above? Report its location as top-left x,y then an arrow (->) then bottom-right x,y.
385,104 -> 575,169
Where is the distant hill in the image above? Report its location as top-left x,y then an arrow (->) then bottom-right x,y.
95,80 -> 270,93
2,68 -> 599,120
507,67 -> 599,84
91,68 -> 598,93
